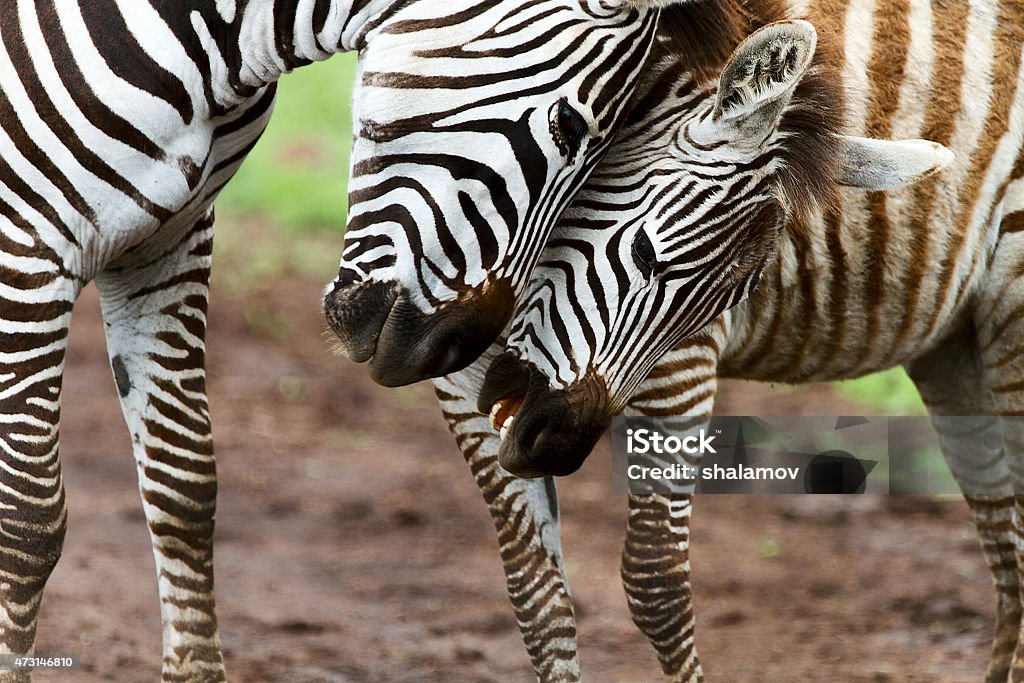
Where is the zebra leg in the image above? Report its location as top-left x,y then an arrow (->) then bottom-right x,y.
95,214 -> 224,681
434,375 -> 580,682
0,274 -> 79,682
619,335 -> 724,683
906,328 -> 1017,683
973,208 -> 1024,682
621,493 -> 700,682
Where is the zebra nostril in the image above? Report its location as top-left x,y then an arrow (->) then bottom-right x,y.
418,329 -> 467,379
331,268 -> 361,293
324,279 -> 398,363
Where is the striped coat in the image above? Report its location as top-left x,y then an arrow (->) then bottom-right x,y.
0,0 -> 688,679
439,0 -> 1024,680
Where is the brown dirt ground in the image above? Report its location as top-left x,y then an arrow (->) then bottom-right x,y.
34,270 -> 993,682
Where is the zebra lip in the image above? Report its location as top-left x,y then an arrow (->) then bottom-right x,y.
490,394 -> 525,436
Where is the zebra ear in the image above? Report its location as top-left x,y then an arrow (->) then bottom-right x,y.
839,136 -> 955,190
712,21 -> 817,129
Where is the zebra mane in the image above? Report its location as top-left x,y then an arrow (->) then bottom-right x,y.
652,0 -> 845,222
774,36 -> 845,222
656,0 -> 753,82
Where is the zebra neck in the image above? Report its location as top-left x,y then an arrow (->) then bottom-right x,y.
231,0 -> 402,87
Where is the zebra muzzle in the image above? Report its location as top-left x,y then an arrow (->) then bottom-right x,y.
324,278 -> 399,364
326,275 -> 516,387
480,353 -> 611,478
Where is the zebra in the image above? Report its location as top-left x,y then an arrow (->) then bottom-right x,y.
321,0 -> 748,386
0,0 -> 707,679
477,0 -> 1024,677
440,1 -> 1024,678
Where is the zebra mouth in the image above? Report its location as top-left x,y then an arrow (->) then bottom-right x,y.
478,352 -> 610,478
489,393 -> 525,442
325,276 -> 517,386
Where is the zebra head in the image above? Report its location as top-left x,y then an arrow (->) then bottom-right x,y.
324,0 -> 708,387
478,20 -> 954,477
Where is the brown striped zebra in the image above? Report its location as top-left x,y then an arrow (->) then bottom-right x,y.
439,0 -> 1023,680
0,0 -> 711,679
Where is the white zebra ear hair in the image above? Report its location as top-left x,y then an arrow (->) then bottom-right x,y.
838,136 -> 955,191
712,20 -> 818,129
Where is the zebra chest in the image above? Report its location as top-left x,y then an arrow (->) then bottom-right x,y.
0,128 -> 206,280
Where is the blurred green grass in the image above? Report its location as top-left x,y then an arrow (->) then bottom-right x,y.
217,54 -> 357,231
213,53 -> 927,416
835,367 -> 926,416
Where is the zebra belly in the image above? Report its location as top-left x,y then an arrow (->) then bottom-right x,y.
717,204 -> 992,385
717,286 -> 966,386
0,0 -> 279,281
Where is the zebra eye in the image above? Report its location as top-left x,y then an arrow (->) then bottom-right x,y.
632,230 -> 657,278
551,99 -> 588,159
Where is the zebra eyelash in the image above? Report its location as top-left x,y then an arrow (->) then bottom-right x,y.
632,229 -> 658,279
549,98 -> 589,161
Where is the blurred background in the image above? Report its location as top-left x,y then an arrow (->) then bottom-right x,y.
39,59 -> 993,681
219,57 -> 357,232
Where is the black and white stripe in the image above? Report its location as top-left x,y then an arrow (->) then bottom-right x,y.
323,0 -> 711,387
0,0 -> 697,678
338,0 -> 661,306
460,1 -> 1024,679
